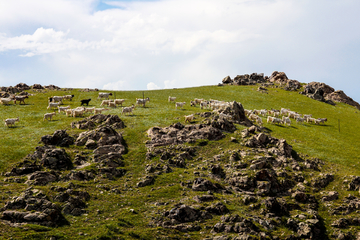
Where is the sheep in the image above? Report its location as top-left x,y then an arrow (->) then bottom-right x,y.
72,109 -> 85,117
259,109 -> 267,116
84,107 -> 95,113
43,112 -> 56,121
256,117 -> 263,126
108,101 -> 116,108
190,101 -> 196,107
168,96 -> 176,102
114,99 -> 125,106
267,116 -> 275,123
94,108 -> 110,114
296,117 -> 305,123
136,97 -> 150,106
194,98 -> 204,104
219,113 -> 233,120
65,109 -> 73,117
50,96 -> 63,104
4,117 -> 19,127
175,102 -> 186,109
303,114 -> 312,120
244,109 -> 252,116
280,108 -> 290,115
282,116 -> 291,126
63,95 -> 74,101
272,117 -> 283,125
0,98 -> 14,105
58,105 -> 71,113
307,117 -> 316,123
100,100 -> 111,106
314,118 -> 327,124
14,95 -> 29,104
200,101 -> 209,109
273,111 -> 281,117
97,92 -> 113,100
184,114 -> 194,123
122,105 -> 135,115
47,102 -> 60,110
80,99 -> 91,106
249,113 -> 259,121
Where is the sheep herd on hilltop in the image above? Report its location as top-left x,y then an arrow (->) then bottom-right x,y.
2,90 -> 327,129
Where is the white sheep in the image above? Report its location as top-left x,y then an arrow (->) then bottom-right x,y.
85,107 -> 95,113
122,105 -> 135,115
114,99 -> 125,106
200,101 -> 209,109
72,109 -> 85,117
43,112 -> 56,121
4,117 -> 19,127
272,117 -> 283,125
282,116 -> 291,126
136,97 -> 150,106
194,98 -> 204,104
175,102 -> 186,109
98,92 -> 112,100
184,114 -> 194,123
296,117 -> 305,123
267,116 -> 275,123
168,96 -> 176,102
47,102 -> 60,110
94,108 -> 110,114
108,101 -> 116,108
63,95 -> 74,101
58,105 -> 70,113
0,98 -> 14,105
100,100 -> 111,106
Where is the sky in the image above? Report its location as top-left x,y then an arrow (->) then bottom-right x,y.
0,0 -> 359,102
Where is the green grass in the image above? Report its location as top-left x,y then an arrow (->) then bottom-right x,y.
0,84 -> 360,239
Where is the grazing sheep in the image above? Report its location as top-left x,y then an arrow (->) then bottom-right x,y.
194,98 -> 204,104
14,95 -> 29,104
122,105 -> 135,115
72,109 -> 85,117
80,99 -> 91,106
47,102 -> 60,110
136,97 -> 150,106
65,109 -> 73,117
307,117 -> 316,123
317,118 -> 327,124
303,114 -> 312,120
85,107 -> 95,113
280,108 -> 290,116
272,117 -> 283,125
108,101 -> 116,108
190,101 -> 196,107
200,101 -> 209,109
97,92 -> 113,100
0,98 -> 14,105
114,99 -> 125,106
100,100 -> 111,106
282,116 -> 291,126
175,102 -> 186,109
43,112 -> 56,121
273,111 -> 281,117
184,114 -> 194,123
4,117 -> 19,127
63,95 -> 74,101
58,105 -> 71,113
256,117 -> 263,126
94,108 -> 110,114
249,113 -> 259,121
50,96 -> 63,104
296,117 -> 305,123
267,116 -> 275,123
168,96 -> 176,102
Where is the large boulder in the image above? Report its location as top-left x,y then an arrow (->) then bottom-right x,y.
40,148 -> 72,170
75,126 -> 123,148
41,130 -> 74,147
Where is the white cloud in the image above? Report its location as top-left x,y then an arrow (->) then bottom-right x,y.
147,82 -> 160,90
0,0 -> 360,102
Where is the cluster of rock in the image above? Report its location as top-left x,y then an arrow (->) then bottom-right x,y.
146,123 -> 360,238
0,83 -> 61,94
300,82 -> 360,109
221,73 -> 266,86
221,71 -> 302,91
146,102 -> 251,148
71,114 -> 126,130
0,188 -> 65,227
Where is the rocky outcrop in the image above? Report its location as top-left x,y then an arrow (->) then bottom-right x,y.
222,73 -> 266,85
71,114 -> 126,130
0,188 -> 65,227
41,130 -> 74,147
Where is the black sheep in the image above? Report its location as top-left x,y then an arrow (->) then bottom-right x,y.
80,99 -> 91,106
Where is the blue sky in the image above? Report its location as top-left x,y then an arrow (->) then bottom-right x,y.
0,0 -> 359,103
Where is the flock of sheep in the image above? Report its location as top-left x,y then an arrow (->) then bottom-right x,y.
2,91 -> 328,128
245,108 -> 327,127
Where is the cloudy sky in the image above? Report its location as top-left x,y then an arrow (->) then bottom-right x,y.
0,0 -> 359,102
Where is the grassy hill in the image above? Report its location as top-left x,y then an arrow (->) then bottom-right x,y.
0,83 -> 359,239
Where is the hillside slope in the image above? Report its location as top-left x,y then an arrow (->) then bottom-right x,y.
0,83 -> 359,239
